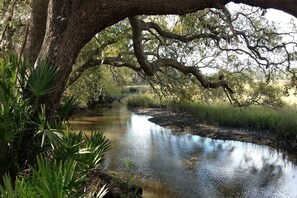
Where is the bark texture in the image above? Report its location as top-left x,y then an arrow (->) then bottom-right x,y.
24,0 -> 49,65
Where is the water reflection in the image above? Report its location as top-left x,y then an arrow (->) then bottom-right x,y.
70,104 -> 297,198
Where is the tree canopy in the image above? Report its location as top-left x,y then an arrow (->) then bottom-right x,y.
1,0 -> 297,108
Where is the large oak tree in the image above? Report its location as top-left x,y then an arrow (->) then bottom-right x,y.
0,0 -> 296,183
18,0 -> 297,110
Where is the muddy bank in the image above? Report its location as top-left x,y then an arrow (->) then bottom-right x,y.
87,168 -> 142,197
131,107 -> 297,153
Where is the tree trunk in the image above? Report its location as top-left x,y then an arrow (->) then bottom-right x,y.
24,0 -> 49,65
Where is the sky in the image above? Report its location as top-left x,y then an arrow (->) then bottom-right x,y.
228,2 -> 297,26
265,8 -> 296,24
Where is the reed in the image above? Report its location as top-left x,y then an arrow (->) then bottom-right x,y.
127,95 -> 297,139
170,101 -> 297,139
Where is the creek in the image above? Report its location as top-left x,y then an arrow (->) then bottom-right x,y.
70,103 -> 297,198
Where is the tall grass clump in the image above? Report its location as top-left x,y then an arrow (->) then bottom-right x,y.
127,93 -> 166,108
126,89 -> 297,144
169,101 -> 297,140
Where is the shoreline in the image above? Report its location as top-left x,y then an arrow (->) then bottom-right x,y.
130,107 -> 297,154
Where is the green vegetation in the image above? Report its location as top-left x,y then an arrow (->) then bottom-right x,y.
0,130 -> 111,197
66,66 -> 127,108
1,1 -> 297,195
127,95 -> 297,141
127,93 -> 166,108
0,54 -> 111,196
170,101 -> 297,139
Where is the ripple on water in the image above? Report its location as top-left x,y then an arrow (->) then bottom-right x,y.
70,104 -> 297,198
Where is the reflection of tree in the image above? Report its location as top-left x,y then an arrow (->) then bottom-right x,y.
71,108 -> 295,197
70,104 -> 131,133
228,151 -> 286,196
180,137 -> 291,197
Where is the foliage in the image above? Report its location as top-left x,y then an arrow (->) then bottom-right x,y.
0,173 -> 36,198
127,93 -> 166,108
128,94 -> 297,141
86,184 -> 108,198
170,101 -> 297,139
29,155 -> 84,198
66,21 -> 139,107
1,1 -> 297,195
1,0 -> 297,108
25,60 -> 59,106
76,132 -> 111,169
140,7 -> 297,105
0,54 -> 112,197
0,1 -> 30,52
3,1 -> 297,107
54,129 -> 111,170
1,155 -> 84,198
58,96 -> 79,120
0,129 -> 112,197
66,66 -> 130,107
0,53 -> 32,178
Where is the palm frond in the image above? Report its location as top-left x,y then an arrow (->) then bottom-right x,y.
27,60 -> 58,99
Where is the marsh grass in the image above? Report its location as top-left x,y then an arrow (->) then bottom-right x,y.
127,95 -> 297,139
170,101 -> 297,138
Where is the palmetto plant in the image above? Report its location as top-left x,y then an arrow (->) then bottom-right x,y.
54,129 -> 111,170
0,131 -> 111,197
0,155 -> 85,198
0,173 -> 37,198
30,155 -> 85,198
58,96 -> 78,121
75,131 -> 111,170
0,53 -> 62,180
0,54 -> 32,179
25,60 -> 58,107
0,53 -> 111,196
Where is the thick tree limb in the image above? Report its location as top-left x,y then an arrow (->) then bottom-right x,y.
129,16 -> 235,93
221,6 -> 239,42
142,21 -> 221,42
129,17 -> 156,76
25,0 -> 297,108
67,57 -> 140,87
140,8 -> 296,76
24,0 -> 49,64
154,58 -> 234,93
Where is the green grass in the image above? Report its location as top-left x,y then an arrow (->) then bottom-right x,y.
127,95 -> 297,140
170,101 -> 297,138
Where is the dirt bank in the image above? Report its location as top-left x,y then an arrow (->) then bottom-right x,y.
87,168 -> 142,197
131,107 -> 297,153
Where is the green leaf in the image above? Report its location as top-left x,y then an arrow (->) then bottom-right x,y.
27,60 -> 58,99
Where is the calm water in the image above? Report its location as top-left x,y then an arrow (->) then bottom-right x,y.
70,103 -> 297,198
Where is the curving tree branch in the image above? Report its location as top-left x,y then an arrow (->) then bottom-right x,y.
129,16 -> 235,93
142,21 -> 221,43
68,57 -> 140,87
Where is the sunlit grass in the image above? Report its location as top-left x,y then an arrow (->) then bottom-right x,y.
127,95 -> 297,140
169,101 -> 297,138
127,93 -> 166,108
